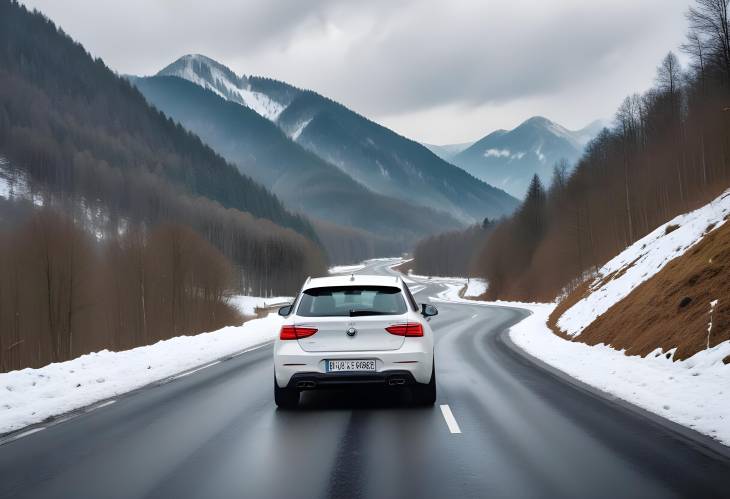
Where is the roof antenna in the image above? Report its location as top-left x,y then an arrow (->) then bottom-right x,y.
350,273 -> 355,281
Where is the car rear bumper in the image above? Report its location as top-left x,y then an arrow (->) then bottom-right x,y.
274,338 -> 433,387
286,370 -> 417,390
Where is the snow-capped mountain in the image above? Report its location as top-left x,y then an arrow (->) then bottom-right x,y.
132,74 -> 460,243
153,54 -> 518,224
452,116 -> 606,198
157,54 -> 285,121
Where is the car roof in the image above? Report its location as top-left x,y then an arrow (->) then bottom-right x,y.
303,274 -> 402,290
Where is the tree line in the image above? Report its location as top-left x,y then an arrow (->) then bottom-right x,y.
0,0 -> 327,294
411,219 -> 495,277
0,0 -> 329,371
0,201 -> 243,372
0,0 -> 316,242
416,0 -> 730,301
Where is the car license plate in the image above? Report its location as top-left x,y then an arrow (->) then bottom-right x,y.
326,359 -> 376,372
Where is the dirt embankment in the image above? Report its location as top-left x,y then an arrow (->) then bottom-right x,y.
550,220 -> 730,361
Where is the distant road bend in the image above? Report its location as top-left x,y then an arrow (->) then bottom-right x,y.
1,259 -> 729,499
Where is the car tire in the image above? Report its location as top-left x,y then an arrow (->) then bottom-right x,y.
412,362 -> 436,406
274,377 -> 299,409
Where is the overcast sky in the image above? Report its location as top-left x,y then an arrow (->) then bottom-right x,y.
21,0 -> 690,144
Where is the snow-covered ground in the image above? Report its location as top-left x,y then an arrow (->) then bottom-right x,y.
510,303 -> 730,446
228,294 -> 292,316
0,313 -> 283,436
328,263 -> 366,274
424,272 -> 730,446
463,278 -> 488,297
558,189 -> 730,336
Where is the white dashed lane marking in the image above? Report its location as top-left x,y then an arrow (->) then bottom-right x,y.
440,404 -> 462,434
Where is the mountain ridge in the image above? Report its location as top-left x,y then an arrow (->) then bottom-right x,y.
132,74 -> 463,254
452,116 -> 606,198
154,54 -> 519,223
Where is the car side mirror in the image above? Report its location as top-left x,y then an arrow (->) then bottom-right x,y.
421,303 -> 438,317
278,304 -> 292,317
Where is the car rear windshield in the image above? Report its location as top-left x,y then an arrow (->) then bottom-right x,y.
297,286 -> 407,317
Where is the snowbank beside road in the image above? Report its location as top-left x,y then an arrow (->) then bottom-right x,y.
558,190 -> 730,337
0,313 -> 282,436
509,304 -> 730,446
423,278 -> 730,446
464,279 -> 488,297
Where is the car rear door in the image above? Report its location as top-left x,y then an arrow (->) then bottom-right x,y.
295,315 -> 406,352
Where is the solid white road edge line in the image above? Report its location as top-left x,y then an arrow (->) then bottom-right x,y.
86,400 -> 116,412
440,404 -> 462,434
166,339 -> 273,382
5,427 -> 45,443
171,360 -> 221,380
227,341 -> 273,359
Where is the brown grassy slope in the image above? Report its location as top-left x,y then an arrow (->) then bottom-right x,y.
551,220 -> 730,360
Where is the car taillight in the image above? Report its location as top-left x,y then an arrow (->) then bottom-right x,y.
385,323 -> 423,337
280,325 -> 318,340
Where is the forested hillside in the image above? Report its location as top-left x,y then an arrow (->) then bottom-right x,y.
0,0 -> 326,371
411,220 -> 495,277
132,74 -> 461,260
272,89 -> 518,222
414,0 -> 730,302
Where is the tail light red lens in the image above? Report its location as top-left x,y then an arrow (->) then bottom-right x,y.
385,323 -> 424,337
280,325 -> 318,340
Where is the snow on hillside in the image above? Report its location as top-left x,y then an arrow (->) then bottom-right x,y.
161,54 -> 285,121
559,190 -> 730,336
0,158 -> 36,203
424,278 -> 730,446
290,118 -> 313,141
0,313 -> 283,436
510,304 -> 730,446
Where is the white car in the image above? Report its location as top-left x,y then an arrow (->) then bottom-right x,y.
273,274 -> 438,409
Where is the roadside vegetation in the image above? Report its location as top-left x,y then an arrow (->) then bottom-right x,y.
415,0 -> 730,303
0,1 -> 326,371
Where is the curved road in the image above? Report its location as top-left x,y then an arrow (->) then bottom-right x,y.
1,259 -> 728,498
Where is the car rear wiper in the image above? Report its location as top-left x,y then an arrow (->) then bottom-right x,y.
349,309 -> 388,317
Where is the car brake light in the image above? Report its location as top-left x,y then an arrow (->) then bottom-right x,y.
385,323 -> 423,337
280,325 -> 318,340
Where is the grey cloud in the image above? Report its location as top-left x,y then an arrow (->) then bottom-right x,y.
20,0 -> 689,141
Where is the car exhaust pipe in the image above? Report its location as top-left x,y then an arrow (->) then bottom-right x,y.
296,381 -> 316,389
388,378 -> 406,386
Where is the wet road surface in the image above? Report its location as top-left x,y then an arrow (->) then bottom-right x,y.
1,259 -> 729,498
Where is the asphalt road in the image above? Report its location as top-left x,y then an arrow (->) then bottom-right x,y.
1,259 -> 729,499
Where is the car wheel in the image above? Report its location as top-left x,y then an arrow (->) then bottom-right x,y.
412,362 -> 436,406
274,377 -> 299,409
